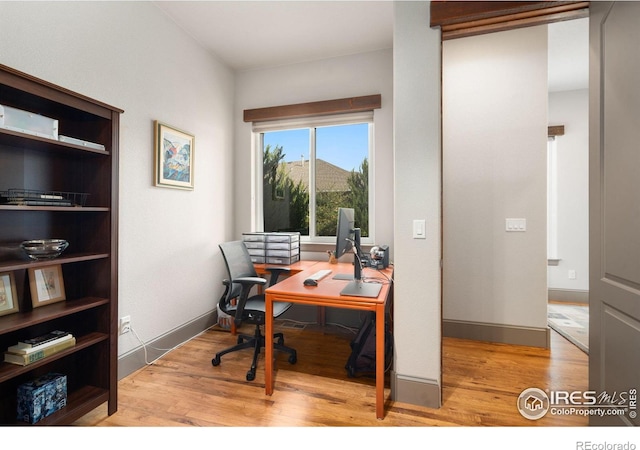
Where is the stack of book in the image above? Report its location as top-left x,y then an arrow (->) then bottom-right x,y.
4,331 -> 75,366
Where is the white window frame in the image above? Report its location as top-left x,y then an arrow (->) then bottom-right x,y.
547,136 -> 559,262
252,111 -> 375,245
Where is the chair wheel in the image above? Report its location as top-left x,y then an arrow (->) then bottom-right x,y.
246,370 -> 255,381
288,352 -> 297,364
212,356 -> 220,366
237,336 -> 244,344
277,336 -> 284,346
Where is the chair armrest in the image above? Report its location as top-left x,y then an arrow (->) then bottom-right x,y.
234,276 -> 267,286
264,267 -> 291,286
228,277 -> 267,327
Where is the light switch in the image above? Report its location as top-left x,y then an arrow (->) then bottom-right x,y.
505,218 -> 526,232
413,219 -> 426,239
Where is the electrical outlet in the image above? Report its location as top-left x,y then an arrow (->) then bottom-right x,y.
120,316 -> 131,335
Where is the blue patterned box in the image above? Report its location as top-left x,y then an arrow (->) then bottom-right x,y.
16,373 -> 67,424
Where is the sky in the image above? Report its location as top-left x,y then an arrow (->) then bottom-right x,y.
263,123 -> 369,172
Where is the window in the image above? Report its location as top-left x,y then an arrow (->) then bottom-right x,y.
547,136 -> 559,261
253,112 -> 374,244
547,125 -> 564,264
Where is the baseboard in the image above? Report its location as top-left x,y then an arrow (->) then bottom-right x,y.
548,288 -> 589,304
443,319 -> 550,348
391,371 -> 441,409
118,310 -> 218,379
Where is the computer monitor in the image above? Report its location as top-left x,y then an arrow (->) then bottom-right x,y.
334,207 -> 382,297
335,207 -> 355,259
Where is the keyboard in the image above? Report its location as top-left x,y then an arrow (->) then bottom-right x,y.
307,269 -> 332,281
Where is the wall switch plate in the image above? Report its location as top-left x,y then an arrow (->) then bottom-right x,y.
505,218 -> 526,232
413,219 -> 426,239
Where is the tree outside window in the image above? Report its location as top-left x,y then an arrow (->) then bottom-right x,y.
261,122 -> 371,240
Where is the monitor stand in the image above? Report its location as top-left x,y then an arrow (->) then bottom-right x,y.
333,273 -> 354,281
337,228 -> 382,297
340,280 -> 382,298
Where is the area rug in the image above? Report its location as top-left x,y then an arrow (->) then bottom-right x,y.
548,303 -> 589,354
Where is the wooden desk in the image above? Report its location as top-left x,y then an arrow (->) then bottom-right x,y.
264,261 -> 393,419
253,260 -> 320,278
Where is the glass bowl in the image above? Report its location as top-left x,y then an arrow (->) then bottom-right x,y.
20,239 -> 69,260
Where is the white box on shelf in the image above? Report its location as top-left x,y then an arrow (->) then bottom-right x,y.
58,135 -> 105,151
0,104 -> 58,140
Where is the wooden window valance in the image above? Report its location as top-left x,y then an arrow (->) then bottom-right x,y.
430,1 -> 589,40
548,125 -> 565,137
243,94 -> 381,123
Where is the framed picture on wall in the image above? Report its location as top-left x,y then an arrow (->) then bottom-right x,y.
154,121 -> 195,190
0,272 -> 19,317
28,265 -> 66,308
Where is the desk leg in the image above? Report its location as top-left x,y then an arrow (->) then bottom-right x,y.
317,306 -> 326,326
375,304 -> 385,419
265,294 -> 274,396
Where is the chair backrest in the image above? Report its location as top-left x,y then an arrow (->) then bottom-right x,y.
219,240 -> 258,281
218,240 -> 263,325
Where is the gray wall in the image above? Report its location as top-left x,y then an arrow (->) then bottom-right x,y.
392,1 -> 443,406
442,25 -> 549,345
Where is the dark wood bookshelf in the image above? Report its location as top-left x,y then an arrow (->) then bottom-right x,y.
0,63 -> 122,424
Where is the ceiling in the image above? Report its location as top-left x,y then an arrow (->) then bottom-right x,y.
154,1 -> 394,72
155,1 -> 588,91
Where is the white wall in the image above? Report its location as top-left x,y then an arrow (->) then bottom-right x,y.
442,26 -> 549,331
0,2 -> 235,356
234,49 -> 394,250
548,89 -> 589,294
393,1 -> 443,405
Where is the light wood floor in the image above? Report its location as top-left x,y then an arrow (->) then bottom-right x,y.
73,322 -> 588,427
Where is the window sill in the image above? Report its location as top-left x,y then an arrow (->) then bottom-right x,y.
301,241 -> 375,256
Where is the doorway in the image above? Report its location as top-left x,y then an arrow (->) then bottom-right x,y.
442,17 -> 589,351
546,17 -> 589,354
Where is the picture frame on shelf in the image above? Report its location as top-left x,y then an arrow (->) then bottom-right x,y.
28,265 -> 66,308
154,121 -> 195,190
0,272 -> 19,317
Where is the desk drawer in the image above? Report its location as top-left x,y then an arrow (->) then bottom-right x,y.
266,249 -> 298,258
265,232 -> 300,243
242,232 -> 267,242
266,255 -> 300,265
265,241 -> 299,250
249,256 -> 266,263
244,241 -> 265,249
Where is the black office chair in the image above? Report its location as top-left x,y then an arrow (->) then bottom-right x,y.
212,240 -> 297,381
